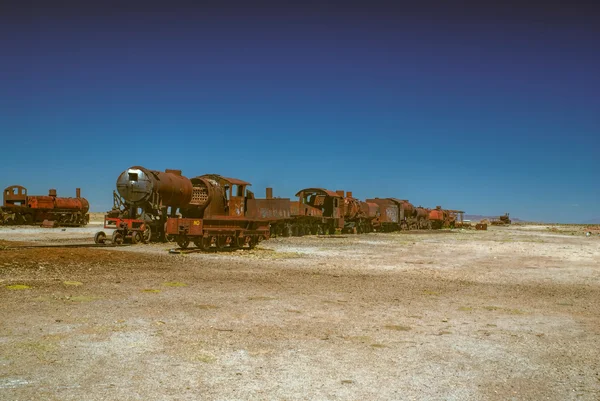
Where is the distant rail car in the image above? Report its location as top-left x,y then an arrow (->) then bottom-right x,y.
1,185 -> 89,227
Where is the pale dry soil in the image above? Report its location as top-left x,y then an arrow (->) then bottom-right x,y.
0,225 -> 599,400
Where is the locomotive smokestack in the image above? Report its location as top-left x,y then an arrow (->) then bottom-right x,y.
266,187 -> 273,199
336,190 -> 344,197
49,189 -> 57,197
76,188 -> 81,198
347,191 -> 353,198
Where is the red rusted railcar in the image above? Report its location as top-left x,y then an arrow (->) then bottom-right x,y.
1,186 -> 89,227
166,174 -> 288,250
366,198 -> 399,232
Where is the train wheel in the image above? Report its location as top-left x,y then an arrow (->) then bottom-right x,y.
236,235 -> 250,249
177,236 -> 190,249
15,213 -> 25,225
317,225 -> 324,235
194,236 -> 208,251
94,231 -> 106,244
217,236 -> 231,250
143,226 -> 152,243
163,222 -> 175,243
112,231 -> 124,245
131,231 -> 142,244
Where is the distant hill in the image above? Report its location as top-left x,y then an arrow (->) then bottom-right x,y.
464,214 -> 524,223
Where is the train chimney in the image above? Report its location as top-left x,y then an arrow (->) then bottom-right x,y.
76,188 -> 81,198
346,191 -> 353,198
165,169 -> 182,176
266,187 -> 273,199
336,190 -> 344,197
49,189 -> 57,197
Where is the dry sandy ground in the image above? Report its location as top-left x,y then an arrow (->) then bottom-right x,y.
0,225 -> 599,400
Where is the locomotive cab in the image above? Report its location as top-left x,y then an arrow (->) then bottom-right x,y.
183,174 -> 252,219
3,185 -> 27,207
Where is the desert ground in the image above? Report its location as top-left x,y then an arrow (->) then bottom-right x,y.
0,222 -> 599,400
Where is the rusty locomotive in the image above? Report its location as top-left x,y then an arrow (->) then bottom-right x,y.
95,165 -> 464,249
1,185 -> 89,227
167,174 -> 287,250
95,166 -> 193,244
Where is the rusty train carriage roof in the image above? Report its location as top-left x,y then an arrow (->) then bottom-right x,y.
198,174 -> 251,186
387,197 -> 409,203
295,188 -> 342,198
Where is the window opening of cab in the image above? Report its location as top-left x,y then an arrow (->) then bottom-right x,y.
129,173 -> 138,181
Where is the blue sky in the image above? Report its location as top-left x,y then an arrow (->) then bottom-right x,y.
1,2 -> 598,222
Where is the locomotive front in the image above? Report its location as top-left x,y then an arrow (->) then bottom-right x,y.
116,166 -> 193,209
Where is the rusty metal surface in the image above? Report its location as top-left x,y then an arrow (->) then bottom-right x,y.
361,201 -> 380,219
246,198 -> 291,220
290,201 -> 324,217
295,188 -> 342,198
199,174 -> 251,187
366,198 -> 399,226
343,197 -> 363,220
428,208 -> 444,221
476,223 -> 488,230
116,166 -> 193,208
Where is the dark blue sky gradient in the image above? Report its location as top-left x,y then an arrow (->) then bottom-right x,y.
1,1 -> 598,222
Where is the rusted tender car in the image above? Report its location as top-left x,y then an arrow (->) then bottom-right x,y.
366,198 -> 399,232
166,174 -> 289,250
1,185 -> 89,227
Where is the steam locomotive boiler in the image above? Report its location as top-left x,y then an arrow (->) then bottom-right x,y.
1,185 -> 89,227
340,191 -> 380,233
166,174 -> 289,250
428,206 -> 445,229
95,166 -> 193,244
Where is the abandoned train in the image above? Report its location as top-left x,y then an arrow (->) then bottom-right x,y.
1,185 -> 89,227
95,166 -> 464,250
